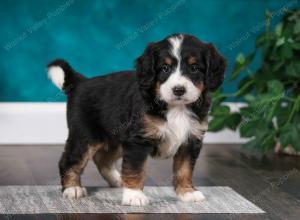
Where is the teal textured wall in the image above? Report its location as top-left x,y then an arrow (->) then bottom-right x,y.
0,0 -> 298,101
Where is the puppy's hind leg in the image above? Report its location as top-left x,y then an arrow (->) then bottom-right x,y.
93,144 -> 122,187
59,136 -> 101,199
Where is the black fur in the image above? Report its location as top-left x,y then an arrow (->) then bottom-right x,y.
205,43 -> 227,91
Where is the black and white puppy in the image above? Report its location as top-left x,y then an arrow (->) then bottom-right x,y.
47,34 -> 226,206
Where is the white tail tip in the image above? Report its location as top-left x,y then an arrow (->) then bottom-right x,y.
48,66 -> 65,90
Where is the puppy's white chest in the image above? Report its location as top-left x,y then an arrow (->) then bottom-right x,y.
157,106 -> 207,159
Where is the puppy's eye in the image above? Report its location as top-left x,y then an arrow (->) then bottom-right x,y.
161,64 -> 171,74
190,64 -> 200,73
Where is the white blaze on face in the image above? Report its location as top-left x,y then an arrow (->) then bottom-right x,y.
169,35 -> 182,65
159,35 -> 201,105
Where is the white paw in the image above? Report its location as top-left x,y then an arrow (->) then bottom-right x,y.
178,190 -> 205,202
101,167 -> 122,187
122,188 -> 149,206
63,186 -> 87,199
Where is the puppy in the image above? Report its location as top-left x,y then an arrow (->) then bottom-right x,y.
47,34 -> 226,206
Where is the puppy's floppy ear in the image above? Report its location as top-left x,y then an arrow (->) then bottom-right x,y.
205,43 -> 227,91
135,43 -> 156,97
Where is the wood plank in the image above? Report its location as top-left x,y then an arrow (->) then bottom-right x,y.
0,144 -> 299,220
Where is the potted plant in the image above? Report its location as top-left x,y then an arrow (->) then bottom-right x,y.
209,8 -> 300,155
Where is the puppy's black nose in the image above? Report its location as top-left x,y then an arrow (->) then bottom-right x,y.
173,86 -> 186,97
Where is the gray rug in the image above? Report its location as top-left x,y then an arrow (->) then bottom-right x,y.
0,186 -> 264,214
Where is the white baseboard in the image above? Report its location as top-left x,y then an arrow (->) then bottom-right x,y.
0,102 -> 247,145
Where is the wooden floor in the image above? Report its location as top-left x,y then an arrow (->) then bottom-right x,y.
0,144 -> 299,220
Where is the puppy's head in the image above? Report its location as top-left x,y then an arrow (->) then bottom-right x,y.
136,34 -> 226,106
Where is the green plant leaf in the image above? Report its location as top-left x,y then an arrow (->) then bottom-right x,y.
208,117 -> 226,132
275,37 -> 285,47
294,20 -> 300,34
225,113 -> 242,130
271,60 -> 285,72
275,104 -> 291,126
236,53 -> 246,64
211,89 -> 227,105
292,43 -> 300,50
267,80 -> 284,95
256,34 -> 267,47
285,62 -> 300,78
245,81 -> 283,123
230,52 -> 255,80
243,138 -> 258,150
208,104 -> 242,132
240,106 -> 256,118
236,78 -> 254,97
209,110 -> 242,132
240,119 -> 259,138
244,94 -> 255,102
280,43 -> 293,59
275,23 -> 283,36
295,62 -> 300,72
260,131 -> 276,153
242,129 -> 276,153
211,105 -> 230,116
287,94 -> 300,123
287,38 -> 294,44
252,69 -> 276,90
279,117 -> 300,151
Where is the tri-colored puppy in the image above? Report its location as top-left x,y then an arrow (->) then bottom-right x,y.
47,34 -> 226,206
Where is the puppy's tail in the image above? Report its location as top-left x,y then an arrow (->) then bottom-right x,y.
47,59 -> 86,94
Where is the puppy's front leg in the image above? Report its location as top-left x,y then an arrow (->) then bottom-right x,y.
121,140 -> 150,206
173,140 -> 205,202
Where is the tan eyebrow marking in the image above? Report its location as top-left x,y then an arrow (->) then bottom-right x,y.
188,56 -> 197,64
164,57 -> 172,65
